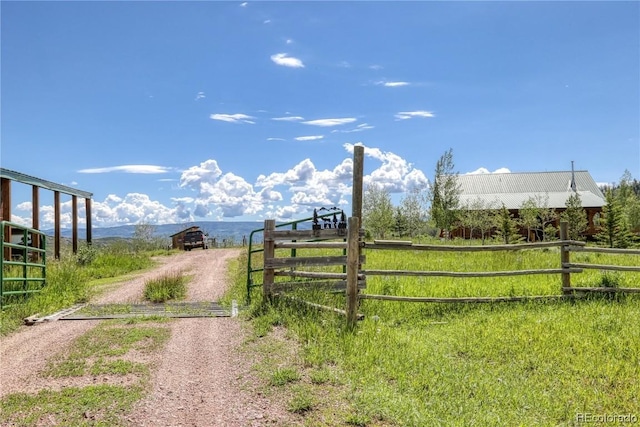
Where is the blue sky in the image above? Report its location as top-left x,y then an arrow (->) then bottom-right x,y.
2,1 -> 639,229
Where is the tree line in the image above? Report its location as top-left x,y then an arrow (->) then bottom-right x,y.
362,149 -> 640,248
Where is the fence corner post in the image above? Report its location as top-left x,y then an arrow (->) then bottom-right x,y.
263,219 -> 276,303
560,221 -> 571,295
346,216 -> 360,329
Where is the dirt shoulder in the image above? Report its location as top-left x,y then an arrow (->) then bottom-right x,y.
0,248 -> 300,426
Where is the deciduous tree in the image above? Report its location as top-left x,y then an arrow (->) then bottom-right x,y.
363,184 -> 394,239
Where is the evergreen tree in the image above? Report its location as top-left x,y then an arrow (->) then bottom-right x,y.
393,206 -> 409,237
429,148 -> 460,238
561,192 -> 588,240
596,189 -> 633,248
493,204 -> 521,244
617,170 -> 640,235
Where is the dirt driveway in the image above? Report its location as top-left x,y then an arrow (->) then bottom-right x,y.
0,249 -> 297,426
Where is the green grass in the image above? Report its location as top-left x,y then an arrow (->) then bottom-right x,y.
1,243 -> 162,336
0,384 -> 144,427
43,320 -> 170,377
0,318 -> 171,427
234,242 -> 640,426
143,271 -> 188,303
269,367 -> 301,386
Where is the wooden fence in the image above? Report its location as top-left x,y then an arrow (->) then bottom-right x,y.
262,217 -> 365,326
263,220 -> 640,326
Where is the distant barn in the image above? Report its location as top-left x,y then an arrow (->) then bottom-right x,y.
453,170 -> 606,240
170,226 -> 200,250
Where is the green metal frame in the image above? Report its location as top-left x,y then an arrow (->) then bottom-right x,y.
246,210 -> 346,303
1,221 -> 47,309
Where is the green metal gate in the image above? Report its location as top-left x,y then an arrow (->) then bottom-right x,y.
1,221 -> 46,309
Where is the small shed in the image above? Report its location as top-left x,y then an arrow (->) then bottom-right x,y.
170,226 -> 200,250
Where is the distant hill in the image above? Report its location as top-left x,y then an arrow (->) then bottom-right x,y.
43,221 -> 267,243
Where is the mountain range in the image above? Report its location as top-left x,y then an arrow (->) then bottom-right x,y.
43,221 -> 268,244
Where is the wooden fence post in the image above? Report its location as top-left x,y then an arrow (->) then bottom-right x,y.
263,219 -> 276,302
560,221 -> 571,295
346,216 -> 360,328
352,145 -> 364,220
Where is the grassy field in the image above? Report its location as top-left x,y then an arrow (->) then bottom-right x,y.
238,242 -> 640,426
1,240 -> 638,425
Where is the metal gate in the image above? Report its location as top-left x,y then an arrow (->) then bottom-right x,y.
1,221 -> 46,309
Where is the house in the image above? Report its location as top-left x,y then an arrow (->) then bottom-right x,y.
453,169 -> 606,240
170,226 -> 201,250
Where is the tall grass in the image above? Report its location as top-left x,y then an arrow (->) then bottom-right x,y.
1,243 -> 158,336
233,243 -> 640,425
143,271 -> 187,303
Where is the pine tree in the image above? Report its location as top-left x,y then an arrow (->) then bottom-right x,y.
429,148 -> 460,238
561,192 -> 588,241
493,204 -> 521,244
596,189 -> 633,248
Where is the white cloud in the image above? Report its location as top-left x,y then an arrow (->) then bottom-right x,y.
195,92 -> 205,101
272,116 -> 304,122
264,19 -> 271,24
240,2 -> 248,7
384,81 -> 409,87
180,160 -> 223,190
466,167 -> 511,175
26,143 -> 429,227
376,81 -> 409,87
331,123 -> 374,134
78,165 -> 172,174
343,143 -> 428,192
210,113 -> 255,124
286,39 -> 293,44
270,53 -> 304,68
394,111 -> 435,120
369,64 -> 383,70
179,160 -> 266,218
267,137 -> 286,141
302,118 -> 357,127
295,135 -> 324,141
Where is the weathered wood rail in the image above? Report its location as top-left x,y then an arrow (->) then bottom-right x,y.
262,219 -> 640,326
262,217 -> 365,326
359,222 -> 640,304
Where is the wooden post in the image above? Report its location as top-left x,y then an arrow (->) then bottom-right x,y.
72,195 -> 78,254
346,216 -> 360,328
352,145 -> 364,220
85,198 -> 92,245
1,178 -> 11,260
263,219 -> 276,302
54,191 -> 61,259
32,186 -> 40,253
560,221 -> 571,295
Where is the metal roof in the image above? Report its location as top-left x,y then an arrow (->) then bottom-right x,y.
454,171 -> 605,209
0,168 -> 93,199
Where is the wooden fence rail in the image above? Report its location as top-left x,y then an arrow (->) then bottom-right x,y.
263,218 -> 639,326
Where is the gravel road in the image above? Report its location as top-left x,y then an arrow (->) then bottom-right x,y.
0,249 -> 298,426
